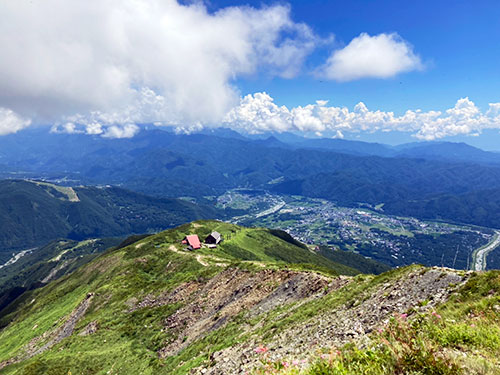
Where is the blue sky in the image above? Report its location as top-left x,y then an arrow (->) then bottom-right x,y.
1,0 -> 499,148
205,0 -> 500,148
213,0 -> 499,111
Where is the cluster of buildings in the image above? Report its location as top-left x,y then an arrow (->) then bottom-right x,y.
181,231 -> 222,250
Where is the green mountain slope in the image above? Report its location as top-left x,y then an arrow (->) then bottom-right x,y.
316,245 -> 391,275
0,180 -> 215,262
0,238 -> 122,315
383,187 -> 500,228
0,221 -> 497,375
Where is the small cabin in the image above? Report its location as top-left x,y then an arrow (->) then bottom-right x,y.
181,234 -> 201,250
205,231 -> 222,245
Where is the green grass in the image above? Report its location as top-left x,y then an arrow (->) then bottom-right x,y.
256,270 -> 500,375
2,221 -> 498,375
0,220 -> 357,374
258,317 -> 462,375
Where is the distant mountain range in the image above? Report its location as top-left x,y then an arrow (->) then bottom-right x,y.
2,128 -> 500,228
246,129 -> 500,162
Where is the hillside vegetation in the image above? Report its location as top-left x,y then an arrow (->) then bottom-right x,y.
0,238 -> 122,317
0,221 -> 497,375
0,180 -> 214,261
317,245 -> 391,275
384,187 -> 500,229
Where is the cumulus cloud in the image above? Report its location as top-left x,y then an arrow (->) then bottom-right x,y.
2,1 -> 489,142
0,108 -> 31,135
102,124 -> 140,139
51,121 -> 139,138
222,92 -> 292,134
224,93 -> 500,140
0,0 -> 318,137
320,33 -> 423,81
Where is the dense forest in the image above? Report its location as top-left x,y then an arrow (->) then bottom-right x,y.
0,180 -> 215,261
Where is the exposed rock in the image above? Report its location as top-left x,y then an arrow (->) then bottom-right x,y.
31,292 -> 95,356
41,259 -> 72,284
79,320 -> 99,336
195,268 -> 468,375
0,292 -> 95,370
155,268 -> 334,359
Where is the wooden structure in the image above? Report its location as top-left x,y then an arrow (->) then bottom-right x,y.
205,231 -> 222,245
182,234 -> 201,250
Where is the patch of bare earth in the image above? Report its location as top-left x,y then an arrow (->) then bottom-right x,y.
129,268 -> 336,359
198,268 -> 469,375
79,320 -> 99,336
0,293 -> 94,369
168,244 -> 229,267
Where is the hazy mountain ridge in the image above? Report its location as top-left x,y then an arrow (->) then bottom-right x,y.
3,128 -> 500,227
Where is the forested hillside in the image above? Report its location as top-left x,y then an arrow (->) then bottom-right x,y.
0,180 -> 214,261
3,129 -> 500,228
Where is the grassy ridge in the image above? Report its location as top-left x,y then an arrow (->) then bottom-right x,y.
1,221 -> 496,375
0,221 -> 357,374
254,271 -> 500,375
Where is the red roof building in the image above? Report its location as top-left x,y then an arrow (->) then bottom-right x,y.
182,235 -> 201,250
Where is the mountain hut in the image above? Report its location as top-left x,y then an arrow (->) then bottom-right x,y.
205,231 -> 222,245
181,234 -> 201,250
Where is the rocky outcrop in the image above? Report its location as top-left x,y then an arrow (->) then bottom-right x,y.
0,292 -> 94,370
196,268 -> 468,375
0,262 -> 472,375
128,268 -> 338,359
79,320 -> 99,336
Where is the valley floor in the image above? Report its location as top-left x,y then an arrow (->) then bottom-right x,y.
219,189 -> 496,269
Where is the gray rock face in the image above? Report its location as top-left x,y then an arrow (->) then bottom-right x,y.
155,268 -> 334,359
194,268 -> 467,375
79,320 -> 99,336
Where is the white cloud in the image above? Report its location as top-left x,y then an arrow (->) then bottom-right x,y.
51,119 -> 139,138
224,93 -> 500,140
3,1 -> 493,142
223,92 -> 292,134
102,124 -> 140,139
0,107 -> 31,135
51,122 -> 82,135
0,0 -> 318,137
320,33 -> 423,81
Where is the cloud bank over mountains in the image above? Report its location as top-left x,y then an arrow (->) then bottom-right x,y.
0,0 -> 498,141
224,93 -> 500,141
0,0 -> 318,136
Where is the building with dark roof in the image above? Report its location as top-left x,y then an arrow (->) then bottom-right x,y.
205,231 -> 222,245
